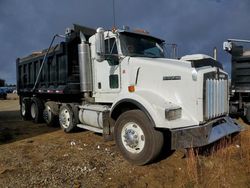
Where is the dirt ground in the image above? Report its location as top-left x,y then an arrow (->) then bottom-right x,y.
0,95 -> 249,188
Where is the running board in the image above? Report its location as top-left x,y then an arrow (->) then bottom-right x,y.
77,124 -> 103,133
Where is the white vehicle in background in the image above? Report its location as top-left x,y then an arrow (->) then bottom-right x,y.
16,25 -> 241,165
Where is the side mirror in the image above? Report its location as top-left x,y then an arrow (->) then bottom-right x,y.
223,41 -> 232,52
95,27 -> 105,62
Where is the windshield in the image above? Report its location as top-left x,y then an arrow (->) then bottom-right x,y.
120,32 -> 166,58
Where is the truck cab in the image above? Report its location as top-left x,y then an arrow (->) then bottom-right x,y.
89,28 -> 232,127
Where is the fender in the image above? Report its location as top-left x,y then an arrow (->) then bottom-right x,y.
111,98 -> 157,127
111,90 -> 181,129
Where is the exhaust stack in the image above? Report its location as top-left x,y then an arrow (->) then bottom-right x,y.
78,32 -> 93,93
213,47 -> 217,60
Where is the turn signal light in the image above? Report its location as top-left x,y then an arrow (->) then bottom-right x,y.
128,85 -> 135,92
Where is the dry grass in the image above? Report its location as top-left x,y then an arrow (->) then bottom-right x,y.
182,130 -> 250,188
185,148 -> 199,185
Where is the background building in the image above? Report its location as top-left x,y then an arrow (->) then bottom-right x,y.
0,79 -> 5,87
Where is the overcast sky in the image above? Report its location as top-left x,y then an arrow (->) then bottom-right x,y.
0,0 -> 249,84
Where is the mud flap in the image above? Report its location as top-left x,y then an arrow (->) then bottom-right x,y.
103,111 -> 114,141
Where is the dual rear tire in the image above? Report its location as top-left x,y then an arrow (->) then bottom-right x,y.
21,97 -> 43,123
20,97 -> 75,130
43,102 -> 59,127
20,98 -> 31,120
20,97 -> 57,125
30,97 -> 44,123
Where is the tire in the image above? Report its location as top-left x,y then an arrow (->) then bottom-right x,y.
114,110 -> 164,165
43,102 -> 59,127
243,105 -> 250,124
30,97 -> 44,123
20,97 -> 31,120
59,104 -> 77,133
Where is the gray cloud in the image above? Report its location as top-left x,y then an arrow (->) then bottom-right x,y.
0,0 -> 249,83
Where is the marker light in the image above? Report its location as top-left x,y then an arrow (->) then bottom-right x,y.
128,85 -> 135,92
133,29 -> 149,35
192,69 -> 198,81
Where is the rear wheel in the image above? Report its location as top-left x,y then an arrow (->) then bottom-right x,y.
43,102 -> 59,127
20,98 -> 31,120
114,110 -> 164,165
59,104 -> 77,133
30,97 -> 44,123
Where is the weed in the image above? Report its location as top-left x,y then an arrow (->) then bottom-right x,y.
183,131 -> 250,188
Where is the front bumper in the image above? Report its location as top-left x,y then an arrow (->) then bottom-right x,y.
170,116 -> 242,150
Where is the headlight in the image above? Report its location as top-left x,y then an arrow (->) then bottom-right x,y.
165,107 -> 182,120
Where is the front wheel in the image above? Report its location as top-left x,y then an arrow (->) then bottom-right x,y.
114,110 -> 164,165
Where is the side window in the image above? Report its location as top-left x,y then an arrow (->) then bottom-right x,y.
105,38 -> 118,55
105,38 -> 119,66
109,74 -> 119,89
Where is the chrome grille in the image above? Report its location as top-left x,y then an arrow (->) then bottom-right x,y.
205,78 -> 228,119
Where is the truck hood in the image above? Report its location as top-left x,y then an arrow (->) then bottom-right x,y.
120,56 -> 228,129
125,56 -> 203,128
127,56 -> 195,99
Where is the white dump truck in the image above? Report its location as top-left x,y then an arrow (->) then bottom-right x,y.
17,24 -> 241,165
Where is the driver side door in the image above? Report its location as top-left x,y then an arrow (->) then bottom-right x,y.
93,37 -> 121,102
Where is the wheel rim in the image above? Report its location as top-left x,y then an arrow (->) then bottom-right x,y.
21,102 -> 26,116
31,103 -> 36,119
121,122 -> 145,154
43,105 -> 52,123
59,108 -> 70,129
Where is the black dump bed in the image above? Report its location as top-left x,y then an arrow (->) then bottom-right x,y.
229,43 -> 250,92
16,24 -> 95,99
